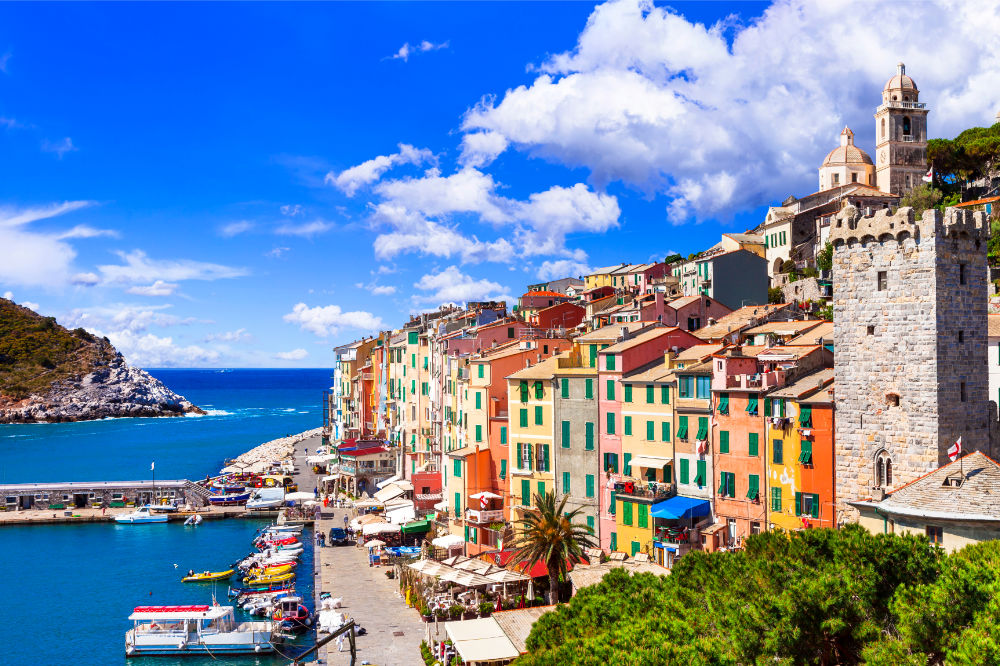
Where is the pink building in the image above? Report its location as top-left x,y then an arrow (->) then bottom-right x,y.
662,295 -> 733,332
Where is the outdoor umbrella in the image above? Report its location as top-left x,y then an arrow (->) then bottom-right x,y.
285,491 -> 315,502
432,534 -> 465,549
365,539 -> 387,548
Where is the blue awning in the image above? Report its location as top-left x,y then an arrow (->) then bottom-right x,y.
651,495 -> 711,520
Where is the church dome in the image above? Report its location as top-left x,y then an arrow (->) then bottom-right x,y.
884,62 -> 918,94
822,127 -> 874,166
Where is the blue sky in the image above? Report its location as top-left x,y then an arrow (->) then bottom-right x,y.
1,1 -> 998,368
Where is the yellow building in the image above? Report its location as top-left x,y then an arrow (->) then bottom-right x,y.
506,356 -> 559,528
584,264 -> 626,290
620,361 -> 674,485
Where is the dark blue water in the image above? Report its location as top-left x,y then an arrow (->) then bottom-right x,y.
0,369 -> 328,665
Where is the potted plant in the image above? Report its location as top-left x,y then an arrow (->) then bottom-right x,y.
434,606 -> 449,622
478,601 -> 494,617
448,604 -> 464,620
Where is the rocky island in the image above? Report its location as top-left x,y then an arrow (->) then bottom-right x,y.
0,298 -> 203,423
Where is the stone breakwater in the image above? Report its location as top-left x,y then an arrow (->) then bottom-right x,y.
229,427 -> 323,467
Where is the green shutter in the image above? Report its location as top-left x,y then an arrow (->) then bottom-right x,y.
519,409 -> 528,428
534,381 -> 544,400
749,433 -> 759,457
773,439 -> 783,465
680,458 -> 689,484
718,393 -> 729,414
521,480 -> 530,506
764,397 -> 772,416
661,385 -> 669,404
561,421 -> 571,448
587,515 -> 595,533
454,459 -> 462,478
607,354 -> 616,371
500,426 -> 507,445
585,422 -> 595,450
695,460 -> 706,487
475,392 -> 481,409
746,396 -> 758,414
771,487 -> 781,512
610,491 -> 616,515
696,417 -> 708,440
677,416 -> 688,439
408,331 -> 418,345
798,439 -> 813,465
624,453 -> 632,476
527,443 -> 534,471
562,471 -> 571,494
500,459 -> 507,480
811,494 -> 820,518
606,412 -> 615,435
718,474 -> 728,495
542,444 -> 550,472
586,474 -> 595,498
719,430 -> 730,454
622,501 -> 633,525
624,416 -> 632,436
464,525 -> 469,542
516,442 -> 523,469
661,421 -> 670,442
585,378 -> 594,399
475,425 -> 482,442
534,405 -> 543,425
638,503 -> 648,528
606,380 -> 615,401
561,378 -> 569,399
455,492 -> 461,514
589,344 -> 597,368
747,474 -> 759,500
610,532 -> 617,551
536,482 -> 545,505
795,491 -> 802,516
646,420 -> 655,441
478,363 -> 484,378
624,384 -> 632,403
799,404 -> 812,428
519,380 -> 529,403
646,385 -> 654,403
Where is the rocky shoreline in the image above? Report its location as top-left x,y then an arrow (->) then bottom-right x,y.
227,427 -> 323,468
0,351 -> 203,424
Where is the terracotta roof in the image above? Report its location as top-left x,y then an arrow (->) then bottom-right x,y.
569,559 -> 668,591
506,353 -> 561,381
955,195 -> 1000,208
676,343 -> 725,361
623,358 -> 671,382
989,314 -> 1000,338
856,452 -> 1000,522
521,290 -> 567,298
694,304 -> 792,340
787,321 -> 834,346
767,367 -> 834,399
575,322 -> 650,342
667,295 -> 701,309
601,326 -> 679,354
744,320 -> 826,337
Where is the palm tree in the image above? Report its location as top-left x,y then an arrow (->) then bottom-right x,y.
512,491 -> 597,604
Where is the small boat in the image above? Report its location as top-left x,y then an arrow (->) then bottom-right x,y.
243,571 -> 294,585
210,483 -> 246,493
245,563 -> 295,576
183,514 -> 203,526
182,570 -> 234,583
272,596 -> 313,631
124,604 -> 279,656
115,506 -> 168,524
150,499 -> 183,513
228,582 -> 295,598
246,488 -> 285,511
208,490 -> 251,506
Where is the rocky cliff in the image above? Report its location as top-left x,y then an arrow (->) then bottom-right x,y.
0,298 -> 203,423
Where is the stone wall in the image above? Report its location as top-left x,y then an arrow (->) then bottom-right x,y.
832,204 -> 992,522
553,374 -> 601,535
780,277 -> 829,304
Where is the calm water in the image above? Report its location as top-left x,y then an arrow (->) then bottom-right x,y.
0,369 -> 329,665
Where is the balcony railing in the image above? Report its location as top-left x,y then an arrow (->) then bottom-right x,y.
723,370 -> 784,391
614,481 -> 674,502
878,100 -> 926,110
466,508 -> 504,523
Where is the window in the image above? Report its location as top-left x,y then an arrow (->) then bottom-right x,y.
696,376 -> 711,399
695,460 -> 706,487
521,480 -> 530,506
959,330 -> 964,343
588,344 -> 597,368
881,118 -> 885,139
623,416 -> 633,436
961,382 -> 967,402
586,515 -> 595,533
867,325 -> 875,336
877,271 -> 887,291
475,425 -> 483,442
606,355 -> 616,371
771,487 -> 781,512
606,380 -> 615,401
718,393 -> 729,415
833,172 -> 840,185
475,392 -> 482,409
585,378 -> 594,399
660,385 -> 670,404
719,430 -> 730,454
799,405 -> 812,428
500,426 -> 507,444
623,384 -> 633,403
646,385 -> 655,403
534,406 -> 543,425
926,525 -> 943,544
622,501 -> 633,526
798,439 -> 813,465
795,492 -> 820,518
408,331 -> 418,345
696,417 -> 708,441
519,409 -> 528,428
534,381 -> 544,400
606,412 -> 616,435
500,459 -> 507,480
537,444 -> 550,472
875,450 -> 893,487
679,458 -> 690,484
623,452 -> 632,476
586,474 -> 595,498
747,475 -> 760,500
677,416 -> 689,440
661,421 -> 670,442
561,378 -> 569,399
746,395 -> 758,415
477,364 -> 484,378
604,452 -> 619,474
678,376 -> 693,398
455,492 -> 461,515
562,471 -> 571,494
960,263 -> 967,285
585,422 -> 595,450
902,115 -> 911,135
519,380 -> 529,403
453,459 -> 462,478
773,439 -> 783,464
638,503 -> 648,529
718,471 -> 735,498
609,492 -> 616,516
646,420 -> 655,441
852,172 -> 858,183
561,421 -> 571,448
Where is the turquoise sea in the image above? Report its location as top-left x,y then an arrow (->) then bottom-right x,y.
0,369 -> 330,666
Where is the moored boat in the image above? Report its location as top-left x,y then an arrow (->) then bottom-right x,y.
272,596 -> 313,632
115,506 -> 168,524
124,604 -> 279,656
208,490 -> 251,506
243,571 -> 294,585
182,569 -> 234,583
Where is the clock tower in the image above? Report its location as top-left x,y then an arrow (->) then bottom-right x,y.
874,63 -> 929,195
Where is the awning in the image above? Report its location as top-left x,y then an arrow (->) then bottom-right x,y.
469,491 -> 503,500
376,474 -> 402,489
432,534 -> 465,548
321,474 -> 340,482
650,495 -> 712,520
446,618 -> 519,663
628,454 -> 672,469
363,522 -> 401,536
374,484 -> 406,503
401,519 -> 431,534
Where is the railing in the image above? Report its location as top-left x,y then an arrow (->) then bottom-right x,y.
878,100 -> 926,110
614,481 -> 674,502
466,508 -> 504,523
724,370 -> 784,391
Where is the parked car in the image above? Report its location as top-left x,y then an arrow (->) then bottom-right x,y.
328,527 -> 350,546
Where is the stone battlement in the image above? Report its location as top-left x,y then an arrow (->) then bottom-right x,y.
830,204 -> 987,245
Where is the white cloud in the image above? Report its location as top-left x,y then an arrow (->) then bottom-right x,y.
369,285 -> 397,295
72,272 -> 100,286
280,204 -> 303,217
388,40 -> 449,62
56,224 -> 119,240
205,328 -> 252,343
97,250 -> 247,286
42,137 -> 77,158
22,300 -> 39,311
105,330 -> 221,368
283,302 -> 384,337
275,348 -> 308,361
2,290 -> 11,299
0,200 -> 96,288
220,220 -> 254,237
374,168 -> 511,224
461,0 -> 1000,221
459,131 -> 509,168
126,280 -> 179,297
275,219 -> 335,237
266,247 -> 290,259
515,183 -> 619,256
537,258 -> 592,280
64,304 -> 195,335
326,143 -> 435,196
413,266 -> 511,305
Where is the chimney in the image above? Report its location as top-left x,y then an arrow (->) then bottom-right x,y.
619,326 -> 630,341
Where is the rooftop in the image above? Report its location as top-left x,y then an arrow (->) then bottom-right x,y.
601,326 -> 679,354
490,607 -> 556,654
743,320 -> 826,337
507,353 -> 562,381
676,343 -> 725,361
787,321 -> 834,346
575,321 -> 650,343
766,367 -> 834,399
694,303 -> 791,340
569,559 -> 668,592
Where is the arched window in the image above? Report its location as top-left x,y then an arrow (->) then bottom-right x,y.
881,118 -> 886,140
902,116 -> 911,136
875,450 -> 893,488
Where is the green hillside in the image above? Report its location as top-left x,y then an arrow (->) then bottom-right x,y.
0,299 -> 115,400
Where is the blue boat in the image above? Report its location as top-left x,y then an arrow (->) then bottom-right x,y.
209,490 -> 250,506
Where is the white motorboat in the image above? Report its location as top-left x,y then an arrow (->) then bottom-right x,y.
115,506 -> 168,524
183,514 -> 203,526
246,488 -> 285,511
124,604 -> 279,656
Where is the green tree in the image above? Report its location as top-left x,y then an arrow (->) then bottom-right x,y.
768,286 -> 784,304
513,491 -> 597,604
817,241 -> 834,272
899,183 -> 942,218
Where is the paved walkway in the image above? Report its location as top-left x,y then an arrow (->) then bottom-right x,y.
313,508 -> 426,665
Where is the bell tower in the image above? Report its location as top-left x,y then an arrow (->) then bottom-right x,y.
874,63 -> 929,195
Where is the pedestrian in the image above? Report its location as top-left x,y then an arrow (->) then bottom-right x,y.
343,515 -> 348,528
336,634 -> 344,652
313,485 -> 318,498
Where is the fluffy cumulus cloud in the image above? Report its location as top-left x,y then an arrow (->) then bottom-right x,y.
536,258 -> 592,281
283,302 -> 384,337
105,330 -> 221,368
461,0 -> 1000,221
0,200 -> 99,288
274,348 -> 308,361
413,266 -> 511,305
326,143 -> 435,196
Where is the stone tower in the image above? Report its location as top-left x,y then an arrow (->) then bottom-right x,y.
831,204 -> 990,521
875,63 -> 929,195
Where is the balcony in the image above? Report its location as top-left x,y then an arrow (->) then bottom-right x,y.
878,100 -> 926,111
466,508 -> 505,524
724,370 -> 784,391
614,481 -> 674,502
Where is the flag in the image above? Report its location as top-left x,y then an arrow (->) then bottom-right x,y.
480,495 -> 488,510
947,437 -> 962,462
922,166 -> 933,183
151,461 -> 155,471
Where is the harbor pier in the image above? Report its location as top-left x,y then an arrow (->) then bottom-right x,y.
0,479 -> 212,512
